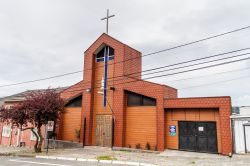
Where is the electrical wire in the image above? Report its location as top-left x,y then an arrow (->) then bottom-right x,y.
1,26 -> 250,88
179,74 -> 250,90
165,66 -> 250,83
1,48 -> 248,88
62,56 -> 250,94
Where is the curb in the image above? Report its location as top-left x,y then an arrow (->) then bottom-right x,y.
36,155 -> 157,166
0,153 -> 35,158
112,147 -> 160,154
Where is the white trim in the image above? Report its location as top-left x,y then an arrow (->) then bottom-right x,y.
35,156 -> 156,166
2,125 -> 11,137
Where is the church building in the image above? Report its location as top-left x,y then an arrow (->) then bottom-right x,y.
59,33 -> 232,155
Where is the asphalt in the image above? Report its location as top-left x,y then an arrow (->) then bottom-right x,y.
0,156 -> 121,166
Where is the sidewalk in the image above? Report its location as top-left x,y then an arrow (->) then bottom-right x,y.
1,145 -> 250,166
0,145 -> 31,156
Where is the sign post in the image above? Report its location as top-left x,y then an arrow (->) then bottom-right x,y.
46,121 -> 54,154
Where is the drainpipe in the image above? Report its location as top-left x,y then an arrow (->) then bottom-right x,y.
83,117 -> 86,147
230,118 -> 235,156
243,125 -> 247,154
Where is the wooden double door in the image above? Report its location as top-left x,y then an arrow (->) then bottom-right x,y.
95,115 -> 112,147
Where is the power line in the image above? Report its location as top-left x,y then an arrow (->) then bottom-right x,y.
62,56 -> 250,94
0,70 -> 83,88
1,48 -> 247,88
165,66 -> 250,83
139,52 -> 250,77
179,74 -> 250,90
83,25 -> 250,72
1,26 -> 249,88
119,48 -> 250,78
137,57 -> 250,81
83,48 -> 250,86
71,49 -> 250,86
142,26 -> 250,57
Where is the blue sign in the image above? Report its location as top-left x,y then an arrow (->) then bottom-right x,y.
169,125 -> 176,136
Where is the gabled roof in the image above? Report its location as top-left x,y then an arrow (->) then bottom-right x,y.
84,33 -> 141,54
2,87 -> 68,103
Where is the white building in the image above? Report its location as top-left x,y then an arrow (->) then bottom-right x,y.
231,106 -> 250,154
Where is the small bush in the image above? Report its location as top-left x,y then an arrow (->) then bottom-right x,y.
154,145 -> 157,151
135,143 -> 141,149
145,142 -> 151,150
74,129 -> 80,139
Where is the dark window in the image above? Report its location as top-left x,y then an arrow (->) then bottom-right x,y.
96,48 -> 105,62
127,92 -> 156,106
127,93 -> 142,106
142,97 -> 156,106
96,46 -> 114,62
65,95 -> 82,107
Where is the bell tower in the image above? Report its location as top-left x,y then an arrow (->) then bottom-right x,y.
82,33 -> 141,146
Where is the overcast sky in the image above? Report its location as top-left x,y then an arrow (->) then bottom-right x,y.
0,0 -> 250,106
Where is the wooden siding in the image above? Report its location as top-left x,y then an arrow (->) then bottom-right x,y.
165,108 -> 221,153
125,106 -> 156,150
92,60 -> 114,145
61,107 -> 82,142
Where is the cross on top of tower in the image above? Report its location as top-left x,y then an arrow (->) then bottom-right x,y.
101,9 -> 115,34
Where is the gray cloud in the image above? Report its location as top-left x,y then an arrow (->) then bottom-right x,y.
0,0 -> 250,105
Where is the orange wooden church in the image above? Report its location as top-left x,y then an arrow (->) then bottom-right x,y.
59,34 -> 232,155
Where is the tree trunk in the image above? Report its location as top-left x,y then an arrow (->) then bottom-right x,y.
30,128 -> 39,153
37,125 -> 44,153
23,127 -> 39,153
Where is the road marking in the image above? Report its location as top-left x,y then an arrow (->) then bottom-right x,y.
9,159 -> 70,166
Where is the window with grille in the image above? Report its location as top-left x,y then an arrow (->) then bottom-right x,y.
96,46 -> 114,62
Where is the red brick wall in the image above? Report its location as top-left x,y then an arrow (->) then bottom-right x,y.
60,34 -> 231,157
164,97 -> 232,155
66,33 -> 178,150
112,77 -> 177,151
124,45 -> 141,79
81,34 -> 144,146
60,81 -> 85,100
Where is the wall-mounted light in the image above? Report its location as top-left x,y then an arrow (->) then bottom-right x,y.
86,88 -> 91,93
110,87 -> 115,91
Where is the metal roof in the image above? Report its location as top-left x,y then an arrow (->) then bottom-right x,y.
1,87 -> 68,103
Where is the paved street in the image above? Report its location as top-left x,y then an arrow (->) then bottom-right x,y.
1,146 -> 250,166
0,157 -> 119,166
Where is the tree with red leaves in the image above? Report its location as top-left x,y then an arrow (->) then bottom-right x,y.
0,89 -> 64,153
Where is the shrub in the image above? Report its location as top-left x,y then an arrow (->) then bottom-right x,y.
145,142 -> 151,150
75,129 -> 80,139
135,143 -> 141,149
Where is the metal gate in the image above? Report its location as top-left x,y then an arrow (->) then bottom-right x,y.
95,115 -> 112,147
179,121 -> 217,153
